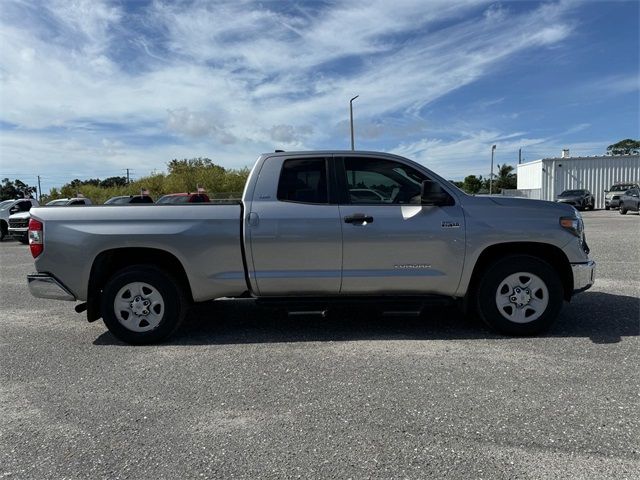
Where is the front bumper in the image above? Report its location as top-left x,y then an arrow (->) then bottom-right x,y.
27,273 -> 76,301
571,260 -> 596,294
8,227 -> 28,236
606,198 -> 620,208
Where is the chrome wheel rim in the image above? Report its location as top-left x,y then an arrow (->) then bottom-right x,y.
114,282 -> 164,332
495,272 -> 549,324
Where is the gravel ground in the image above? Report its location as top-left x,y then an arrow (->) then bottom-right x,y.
1,210 -> 638,479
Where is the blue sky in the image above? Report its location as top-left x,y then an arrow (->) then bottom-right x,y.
0,0 -> 638,193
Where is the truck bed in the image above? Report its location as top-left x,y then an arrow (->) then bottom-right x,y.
31,204 -> 247,302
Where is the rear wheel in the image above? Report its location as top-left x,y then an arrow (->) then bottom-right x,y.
476,255 -> 563,335
101,265 -> 187,344
0,221 -> 6,241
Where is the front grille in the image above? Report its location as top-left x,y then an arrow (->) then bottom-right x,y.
9,219 -> 28,228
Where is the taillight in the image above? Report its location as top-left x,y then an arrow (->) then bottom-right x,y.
28,218 -> 43,258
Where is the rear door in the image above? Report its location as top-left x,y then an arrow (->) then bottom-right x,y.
247,155 -> 342,296
337,155 -> 466,296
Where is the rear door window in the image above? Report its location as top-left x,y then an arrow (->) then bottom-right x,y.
277,158 -> 328,204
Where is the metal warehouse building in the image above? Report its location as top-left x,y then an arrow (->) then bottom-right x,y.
516,150 -> 640,209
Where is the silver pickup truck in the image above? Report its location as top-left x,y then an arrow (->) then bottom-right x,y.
26,151 -> 595,344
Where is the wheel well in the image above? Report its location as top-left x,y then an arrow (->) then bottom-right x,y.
466,242 -> 573,304
86,248 -> 192,321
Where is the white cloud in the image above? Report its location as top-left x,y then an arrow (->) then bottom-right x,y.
0,0 -> 589,189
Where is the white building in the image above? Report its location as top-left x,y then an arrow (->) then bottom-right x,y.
516,150 -> 640,209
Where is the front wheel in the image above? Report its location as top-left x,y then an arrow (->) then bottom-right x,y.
619,204 -> 628,215
476,255 -> 564,335
18,234 -> 29,244
101,265 -> 187,344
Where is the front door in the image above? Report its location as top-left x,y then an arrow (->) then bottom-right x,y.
337,156 -> 465,296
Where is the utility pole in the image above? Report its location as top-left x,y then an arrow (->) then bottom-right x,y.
37,175 -> 42,202
350,95 -> 359,150
125,168 -> 130,184
518,148 -> 522,165
489,144 -> 496,195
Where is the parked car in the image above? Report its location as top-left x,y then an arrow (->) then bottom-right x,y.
618,188 -> 640,215
26,150 -> 595,345
604,183 -> 639,210
156,193 -> 210,204
556,189 -> 594,210
104,195 -> 154,205
0,198 -> 39,241
8,197 -> 92,243
45,197 -> 93,207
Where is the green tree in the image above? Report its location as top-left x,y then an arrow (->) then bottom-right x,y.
606,139 -> 640,155
494,164 -> 517,192
0,178 -> 36,200
461,175 -> 484,194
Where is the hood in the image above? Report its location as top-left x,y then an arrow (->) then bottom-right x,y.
8,211 -> 31,220
463,195 -> 576,216
557,195 -> 583,202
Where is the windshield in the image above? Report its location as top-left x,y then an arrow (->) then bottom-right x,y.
0,200 -> 14,210
104,196 -> 130,205
46,199 -> 69,206
560,190 -> 585,196
157,195 -> 188,204
611,184 -> 634,192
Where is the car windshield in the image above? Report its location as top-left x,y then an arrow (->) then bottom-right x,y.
560,190 -> 585,196
46,199 -> 69,206
0,200 -> 14,210
611,184 -> 634,192
157,195 -> 188,204
104,196 -> 130,204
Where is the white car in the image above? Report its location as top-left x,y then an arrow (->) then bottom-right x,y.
8,197 -> 91,243
0,198 -> 39,241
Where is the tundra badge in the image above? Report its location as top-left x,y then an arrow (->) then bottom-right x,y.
441,221 -> 461,228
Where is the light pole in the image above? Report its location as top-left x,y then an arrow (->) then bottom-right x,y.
350,95 -> 359,150
489,144 -> 496,194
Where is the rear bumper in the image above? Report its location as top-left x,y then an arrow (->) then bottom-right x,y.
571,260 -> 596,294
27,273 -> 76,301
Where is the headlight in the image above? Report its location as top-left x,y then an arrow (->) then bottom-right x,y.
560,215 -> 584,237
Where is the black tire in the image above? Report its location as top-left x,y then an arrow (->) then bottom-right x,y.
476,255 -> 564,335
101,265 -> 187,345
605,205 -> 610,211
0,221 -> 6,241
619,204 -> 627,215
18,235 -> 29,244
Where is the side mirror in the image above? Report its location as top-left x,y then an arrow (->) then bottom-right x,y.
421,180 -> 453,206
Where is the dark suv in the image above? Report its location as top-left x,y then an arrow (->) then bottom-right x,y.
619,188 -> 640,215
556,189 -> 595,211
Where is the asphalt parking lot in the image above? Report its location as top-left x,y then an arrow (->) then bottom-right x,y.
1,210 -> 638,479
